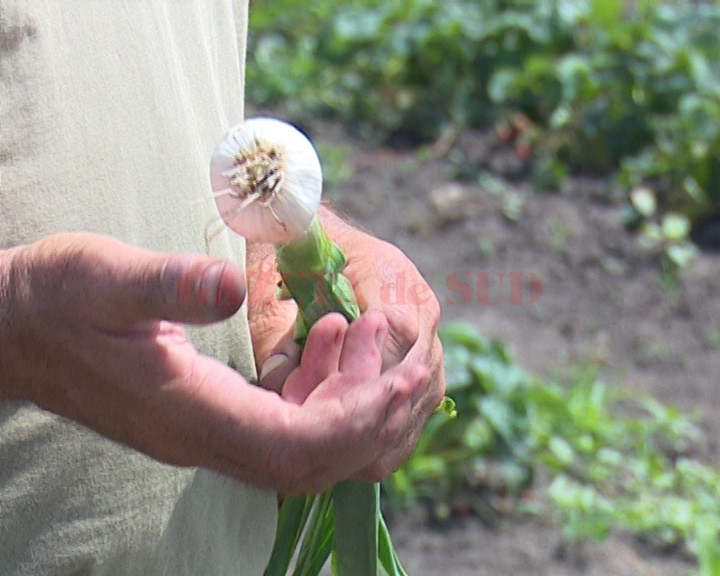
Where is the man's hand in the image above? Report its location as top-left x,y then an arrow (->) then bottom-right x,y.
0,233 -> 430,495
247,206 -> 446,482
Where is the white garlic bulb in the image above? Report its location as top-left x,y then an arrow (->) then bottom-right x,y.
210,117 -> 323,245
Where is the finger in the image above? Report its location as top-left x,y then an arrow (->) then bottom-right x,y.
246,258 -> 300,391
338,309 -> 388,377
290,363 -> 416,490
360,339 -> 443,481
248,285 -> 299,366
282,354 -> 431,492
380,293 -> 440,369
118,252 -> 246,326
254,299 -> 300,393
298,313 -> 348,385
355,363 -> 432,482
32,234 -> 246,329
158,253 -> 247,323
258,337 -> 300,394
427,336 -> 447,405
402,334 -> 445,405
355,362 -> 430,479
281,313 -> 348,404
108,239 -> 246,324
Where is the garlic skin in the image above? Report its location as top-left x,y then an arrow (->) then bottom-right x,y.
210,117 -> 322,245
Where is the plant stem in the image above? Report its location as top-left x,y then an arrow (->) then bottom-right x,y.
270,217 -> 387,576
274,216 -> 360,343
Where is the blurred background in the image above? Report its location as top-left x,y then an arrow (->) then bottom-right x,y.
246,1 -> 720,574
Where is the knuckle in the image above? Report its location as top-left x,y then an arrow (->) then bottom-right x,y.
424,289 -> 442,325
405,362 -> 431,394
32,234 -> 87,283
433,341 -> 446,384
387,372 -> 413,405
388,308 -> 420,353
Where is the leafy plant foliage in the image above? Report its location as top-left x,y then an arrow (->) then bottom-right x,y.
384,323 -> 720,576
248,0 -> 720,241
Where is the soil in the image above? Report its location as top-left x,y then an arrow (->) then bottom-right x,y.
294,118 -> 720,576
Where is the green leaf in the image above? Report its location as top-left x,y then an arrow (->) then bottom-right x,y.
378,514 -> 409,576
463,418 -> 494,451
548,436 -> 575,468
665,243 -> 696,268
439,322 -> 486,351
478,396 -> 519,446
332,481 -> 379,576
293,494 -> 334,576
630,187 -> 657,218
266,496 -> 313,576
698,522 -> 720,576
661,213 -> 691,243
591,0 -> 623,29
435,395 -> 458,418
488,68 -> 519,103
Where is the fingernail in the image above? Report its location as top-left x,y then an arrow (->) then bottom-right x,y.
260,353 -> 290,381
198,261 -> 226,307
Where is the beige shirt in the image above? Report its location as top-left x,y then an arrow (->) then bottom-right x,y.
0,2 -> 276,574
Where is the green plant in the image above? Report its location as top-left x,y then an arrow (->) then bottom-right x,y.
387,322 -> 720,575
385,322 -> 536,518
623,186 -> 699,274
315,141 -> 353,198
248,0 -> 720,247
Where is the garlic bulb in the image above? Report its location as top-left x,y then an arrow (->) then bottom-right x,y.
210,117 -> 322,245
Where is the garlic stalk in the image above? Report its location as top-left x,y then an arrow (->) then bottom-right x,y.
210,117 -> 406,576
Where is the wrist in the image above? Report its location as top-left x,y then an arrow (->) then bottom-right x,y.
317,204 -> 372,256
317,204 -> 405,266
317,204 -> 353,235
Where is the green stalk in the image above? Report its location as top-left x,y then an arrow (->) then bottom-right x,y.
274,216 -> 359,342
265,496 -> 313,576
331,481 -> 379,576
293,493 -> 334,576
267,216 -> 392,576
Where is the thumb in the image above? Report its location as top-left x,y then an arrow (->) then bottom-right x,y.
156,253 -> 246,324
68,234 -> 246,327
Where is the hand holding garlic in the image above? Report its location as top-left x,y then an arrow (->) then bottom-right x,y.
210,116 -> 447,576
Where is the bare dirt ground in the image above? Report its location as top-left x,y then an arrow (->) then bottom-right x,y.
307,120 -> 720,576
